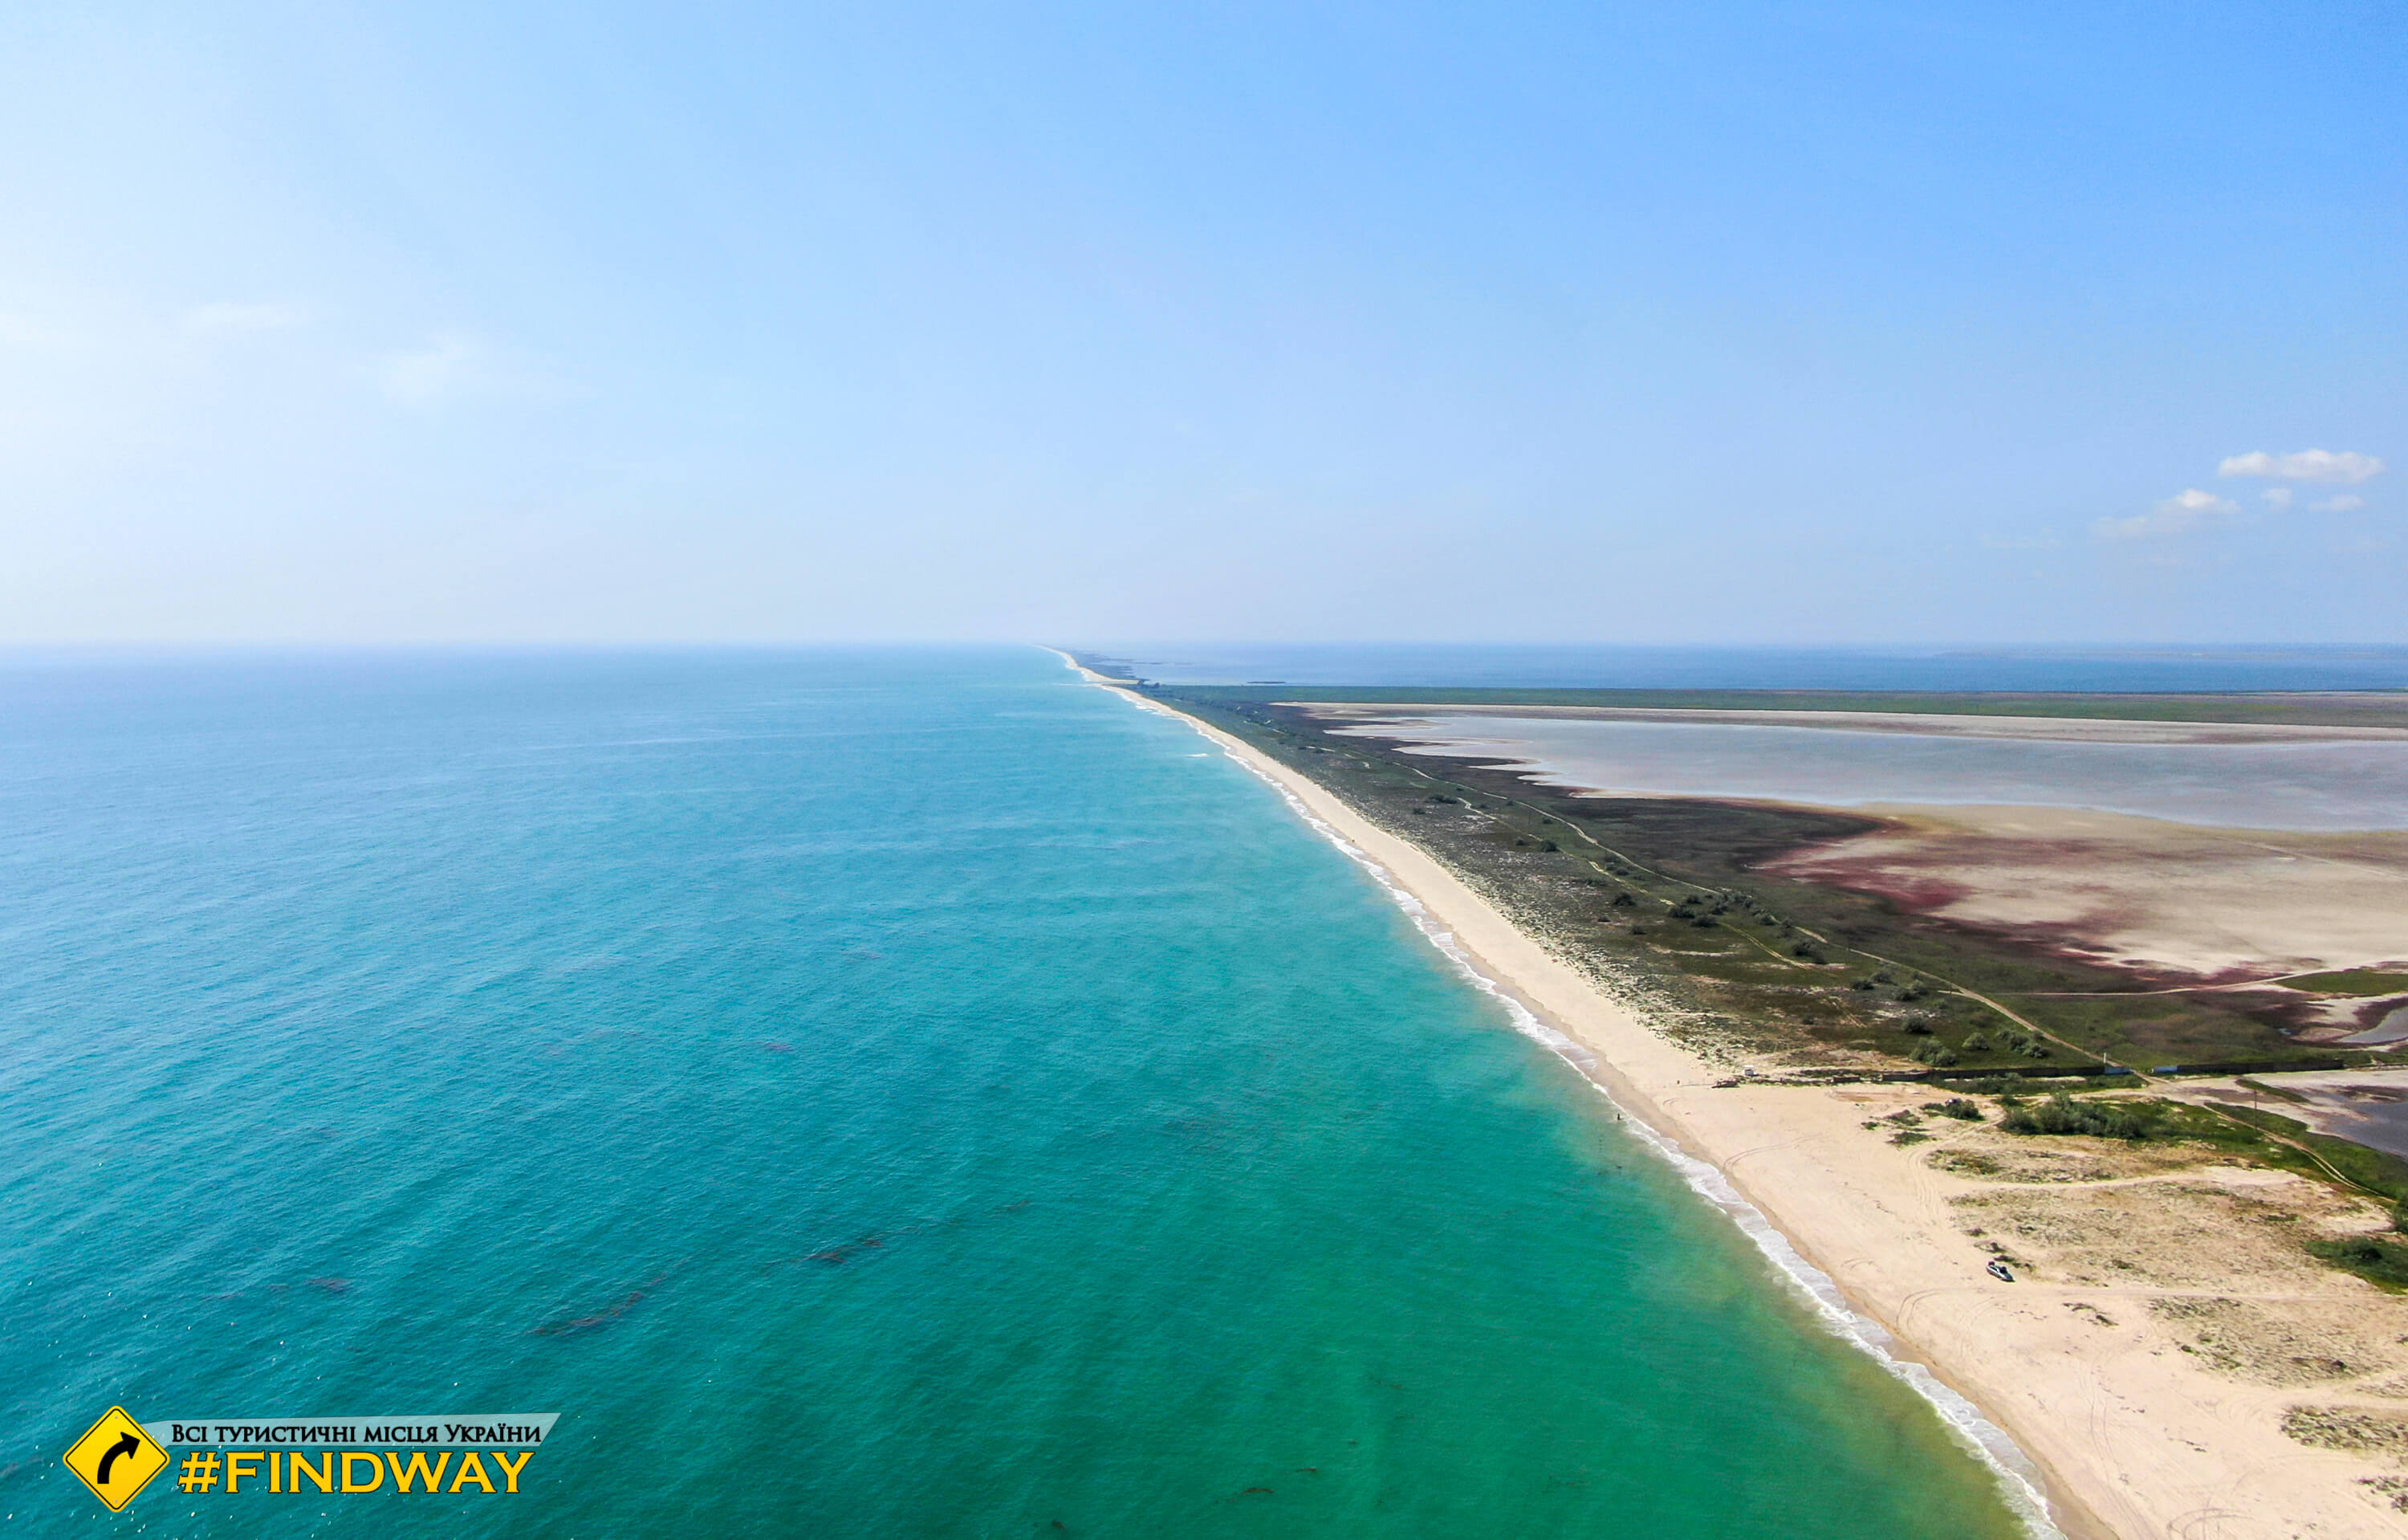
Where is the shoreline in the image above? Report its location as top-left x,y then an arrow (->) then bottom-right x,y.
1050,655 -> 2083,1538
1060,654 -> 2408,1539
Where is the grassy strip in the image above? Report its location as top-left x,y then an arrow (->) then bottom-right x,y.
2211,1105 -> 2408,1200
2306,1236 -> 2408,1293
2283,969 -> 2408,997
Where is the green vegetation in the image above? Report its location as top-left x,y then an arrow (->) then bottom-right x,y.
2001,1091 -> 2152,1140
2234,1076 -> 2309,1105
2284,970 -> 2408,997
1975,1094 -> 2408,1221
2306,1236 -> 2408,1292
2212,1105 -> 2408,1201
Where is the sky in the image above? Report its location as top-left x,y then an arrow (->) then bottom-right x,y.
0,1 -> 2400,645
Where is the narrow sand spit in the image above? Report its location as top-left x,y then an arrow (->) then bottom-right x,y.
1063,661 -> 2408,1540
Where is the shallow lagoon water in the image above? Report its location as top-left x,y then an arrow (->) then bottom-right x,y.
1356,715 -> 2408,831
0,649 -> 2029,1537
1096,642 -> 2408,693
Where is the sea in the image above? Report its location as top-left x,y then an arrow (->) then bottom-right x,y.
1,647 -> 2032,1538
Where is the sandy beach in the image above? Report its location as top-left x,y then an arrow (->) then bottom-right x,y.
1067,662 -> 2408,1540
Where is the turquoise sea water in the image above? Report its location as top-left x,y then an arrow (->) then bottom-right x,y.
1,649 -> 2028,1538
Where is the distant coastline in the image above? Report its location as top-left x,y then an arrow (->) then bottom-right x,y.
1048,652 -> 2076,1539
1058,649 -> 2408,1540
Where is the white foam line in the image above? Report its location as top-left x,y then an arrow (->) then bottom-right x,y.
1069,663 -> 2067,1538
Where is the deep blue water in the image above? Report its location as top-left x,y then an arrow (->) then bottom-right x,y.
0,648 -> 2026,1537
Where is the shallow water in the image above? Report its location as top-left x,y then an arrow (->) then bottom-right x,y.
1352,714 -> 2408,831
0,649 -> 2029,1537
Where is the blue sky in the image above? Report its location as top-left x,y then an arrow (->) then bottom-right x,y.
1,2 -> 2399,643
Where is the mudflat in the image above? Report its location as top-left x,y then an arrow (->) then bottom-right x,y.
1766,804 -> 2408,984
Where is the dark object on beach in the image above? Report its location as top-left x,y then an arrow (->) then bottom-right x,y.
1987,1260 -> 2015,1282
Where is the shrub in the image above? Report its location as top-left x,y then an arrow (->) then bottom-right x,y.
1926,1098 -> 1984,1122
1902,1016 -> 1934,1037
2001,1092 -> 2150,1140
1942,1075 -> 2028,1096
2308,1236 -> 2408,1291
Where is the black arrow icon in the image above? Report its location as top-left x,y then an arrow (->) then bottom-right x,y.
94,1433 -> 140,1485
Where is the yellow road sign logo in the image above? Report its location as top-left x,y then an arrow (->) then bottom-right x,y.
63,1407 -> 169,1511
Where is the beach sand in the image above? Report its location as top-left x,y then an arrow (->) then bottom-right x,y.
1067,663 -> 2408,1540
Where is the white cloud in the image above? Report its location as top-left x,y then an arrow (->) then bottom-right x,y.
2260,487 -> 2292,510
2313,493 -> 2367,513
2216,448 -> 2385,484
2093,488 -> 2242,541
181,300 -> 310,337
